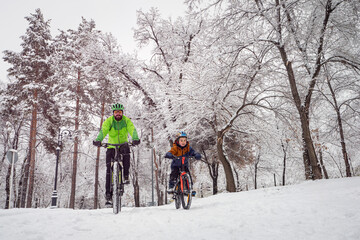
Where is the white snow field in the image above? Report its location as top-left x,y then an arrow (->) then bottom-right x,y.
1,177 -> 359,240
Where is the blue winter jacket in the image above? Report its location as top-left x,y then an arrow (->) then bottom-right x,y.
165,141 -> 200,169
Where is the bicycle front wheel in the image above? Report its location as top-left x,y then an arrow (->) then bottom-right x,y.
112,162 -> 121,214
180,173 -> 192,210
174,183 -> 181,209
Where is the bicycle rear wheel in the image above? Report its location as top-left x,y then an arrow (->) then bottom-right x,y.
180,173 -> 192,210
112,162 -> 121,214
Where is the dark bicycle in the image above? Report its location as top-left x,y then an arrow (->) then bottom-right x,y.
101,142 -> 133,214
169,157 -> 196,210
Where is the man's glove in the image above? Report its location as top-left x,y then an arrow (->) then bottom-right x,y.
195,153 -> 201,160
93,141 -> 101,147
133,139 -> 141,145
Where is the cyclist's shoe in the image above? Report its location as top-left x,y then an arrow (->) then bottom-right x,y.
124,175 -> 130,184
191,191 -> 196,197
105,200 -> 113,208
105,194 -> 113,207
106,193 -> 112,200
167,186 -> 175,194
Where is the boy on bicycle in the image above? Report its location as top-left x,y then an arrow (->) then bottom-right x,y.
164,131 -> 201,193
93,103 -> 140,205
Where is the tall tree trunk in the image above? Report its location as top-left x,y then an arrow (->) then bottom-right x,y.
132,149 -> 140,207
17,155 -> 27,208
232,163 -> 239,192
153,149 -> 162,206
26,90 -> 38,208
202,149 -> 219,195
69,71 -> 81,209
274,0 -> 334,181
277,48 -> 322,180
3,122 -> 22,208
216,131 -> 236,192
0,132 -> 9,176
212,162 -> 219,195
5,164 -> 11,209
94,100 -> 105,209
281,140 -> 287,186
325,74 -> 351,177
300,111 -> 322,179
254,153 -> 260,190
150,128 -> 162,206
319,147 -> 329,179
302,144 -> 312,179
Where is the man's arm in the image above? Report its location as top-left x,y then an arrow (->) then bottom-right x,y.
95,117 -> 112,141
125,116 -> 139,141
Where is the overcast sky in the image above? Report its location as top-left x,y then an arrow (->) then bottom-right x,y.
0,0 -> 187,83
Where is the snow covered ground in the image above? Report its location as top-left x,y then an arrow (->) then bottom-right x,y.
1,177 -> 359,240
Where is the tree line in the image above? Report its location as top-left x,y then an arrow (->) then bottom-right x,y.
1,0 -> 359,209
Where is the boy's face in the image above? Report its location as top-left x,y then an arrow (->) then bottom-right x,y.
178,137 -> 187,147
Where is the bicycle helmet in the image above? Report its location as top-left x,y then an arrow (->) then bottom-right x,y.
111,103 -> 124,111
176,131 -> 187,139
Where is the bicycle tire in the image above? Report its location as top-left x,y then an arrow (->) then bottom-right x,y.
174,183 -> 181,209
113,162 -> 121,214
180,173 -> 192,210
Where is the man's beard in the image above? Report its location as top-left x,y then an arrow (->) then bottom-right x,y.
114,115 -> 123,121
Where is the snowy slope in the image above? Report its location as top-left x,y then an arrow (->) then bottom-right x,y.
1,177 -> 359,240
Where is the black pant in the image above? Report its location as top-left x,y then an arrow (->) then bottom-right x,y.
169,166 -> 190,188
105,145 -> 130,197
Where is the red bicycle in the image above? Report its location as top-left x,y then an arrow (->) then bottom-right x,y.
170,157 -> 196,210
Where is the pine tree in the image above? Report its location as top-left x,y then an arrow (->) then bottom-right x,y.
3,9 -> 55,207
52,18 -> 99,209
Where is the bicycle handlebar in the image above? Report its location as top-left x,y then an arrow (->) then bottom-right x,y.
101,142 -> 134,148
165,156 -> 197,160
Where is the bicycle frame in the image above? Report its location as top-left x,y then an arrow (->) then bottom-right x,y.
101,142 -> 132,214
172,156 -> 194,210
179,157 -> 189,193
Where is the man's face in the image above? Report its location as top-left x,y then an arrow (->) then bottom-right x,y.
178,137 -> 187,147
114,110 -> 123,121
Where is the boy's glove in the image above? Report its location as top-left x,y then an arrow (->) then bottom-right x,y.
93,141 -> 101,147
133,139 -> 140,145
195,153 -> 201,160
165,152 -> 175,159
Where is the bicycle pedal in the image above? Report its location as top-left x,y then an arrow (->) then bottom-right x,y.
191,191 -> 196,196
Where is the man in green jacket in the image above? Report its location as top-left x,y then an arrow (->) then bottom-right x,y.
93,103 -> 140,205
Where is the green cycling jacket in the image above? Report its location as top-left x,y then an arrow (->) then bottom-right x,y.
95,115 -> 139,148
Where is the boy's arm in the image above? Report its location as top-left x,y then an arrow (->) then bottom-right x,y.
189,147 -> 201,160
165,152 -> 175,159
165,146 -> 178,158
189,146 -> 197,156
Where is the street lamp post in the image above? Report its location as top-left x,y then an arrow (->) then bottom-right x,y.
51,128 -> 71,208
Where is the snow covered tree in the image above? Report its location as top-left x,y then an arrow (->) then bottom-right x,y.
134,7 -> 206,199
52,18 -> 100,209
188,0 -> 360,182
0,90 -> 25,208
3,9 -> 59,207
86,32 -> 127,208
